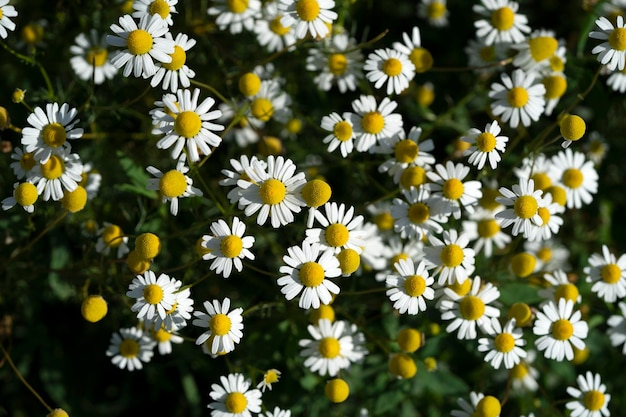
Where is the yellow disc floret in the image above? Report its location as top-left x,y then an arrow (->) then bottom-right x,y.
404,275 -> 427,297
225,392 -> 248,413
477,219 -> 500,238
42,123 -> 67,148
400,166 -> 427,190
448,279 -> 472,296
318,337 -> 340,358
126,250 -> 151,274
220,235 -> 243,258
409,47 -> 433,73
328,53 -> 348,75
40,155 -> 65,180
514,195 -> 538,219
336,248 -> 360,275
543,74 -> 567,99
47,409 -> 70,417
609,27 -> 626,51
475,132 -> 497,152
251,98 -> 274,122
476,395 -> 501,417
259,178 -> 286,205
210,313 -> 232,336
296,0 -> 320,21
310,304 -> 335,323
61,186 -> 88,213
408,202 -> 430,224
374,211 -> 394,231
159,170 -> 187,198
382,58 -> 403,77
531,172 -> 551,191
459,295 -> 485,320
86,47 -> 108,67
81,295 -> 108,323
560,114 -> 586,141
491,7 -> 515,31
135,232 -> 161,260
238,72 -> 261,97
143,284 -> 164,305
127,29 -> 153,55
601,263 -> 622,284
397,328 -> 422,353
583,390 -> 606,411
562,168 -> 583,189
149,0 -> 171,18
174,110 -> 202,138
333,120 -> 353,141
443,178 -> 464,200
120,339 -> 140,358
270,16 -> 290,35
389,352 -> 417,379
325,223 -> 349,247
299,261 -> 325,287
14,182 -> 38,207
325,378 -> 350,403
102,224 -> 125,248
554,283 -> 579,303
301,179 -> 332,208
440,244 -> 464,268
510,252 -> 536,277
507,86 -> 529,108
427,1 -> 446,19
361,111 -> 384,134
226,0 -> 249,13
546,185 -> 567,206
508,302 -> 533,327
494,333 -> 515,352
394,139 -> 419,163
551,318 -> 573,340
528,36 -> 558,62
162,46 -> 186,71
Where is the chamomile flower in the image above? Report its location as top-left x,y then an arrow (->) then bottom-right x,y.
392,26 -> 434,73
278,0 -> 337,40
539,269 -> 581,306
377,126 -> 436,184
208,373 -> 263,417
150,32 -> 196,92
451,392 -> 502,417
278,241 -> 342,309
478,318 -> 526,369
237,155 -> 307,228
606,66 -> 626,92
2,181 -> 38,213
201,217 -> 255,278
305,202 -> 366,254
106,14 -> 175,78
608,302 -> 626,353
151,88 -> 224,162
132,0 -> 177,26
218,103 -> 260,148
533,298 -> 588,361
193,298 -> 244,355
462,207 -> 511,258
439,276 -> 500,339
70,30 -> 118,84
473,0 -> 530,45
525,238 -> 570,272
391,186 -> 446,240
257,369 -> 281,392
528,192 -> 564,241
462,120 -> 508,170
418,0 -> 449,27
513,153 -> 554,192
106,327 -> 156,371
508,351 -> 539,392
306,32 -> 363,93
0,0 -> 17,39
428,161 -> 483,219
126,270 -> 178,322
219,155 -> 265,205
9,147 -> 36,180
566,372 -> 611,417
512,29 -> 559,72
549,148 -> 598,209
375,235 -> 424,280
489,68 -> 546,128
464,38 -> 508,72
320,112 -> 355,157
146,157 -> 203,216
208,0 -> 261,34
247,79 -> 292,127
95,222 -> 130,258
495,178 -> 544,239
21,102 -> 84,164
151,327 -> 184,355
543,71 -> 568,116
385,259 -> 435,315
424,229 -> 476,285
150,277 -> 194,331
590,15 -> 626,71
584,245 -> 626,303
30,151 -> 83,202
254,1 -> 296,53
364,48 -> 415,95
350,95 -> 403,153
299,318 -> 367,376
584,131 -> 609,165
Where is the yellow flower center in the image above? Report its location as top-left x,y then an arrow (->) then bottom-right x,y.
318,336 -> 341,358
479,45 -> 496,62
128,249 -> 151,275
528,36 -> 558,62
537,206 -> 551,226
159,170 -> 187,198
409,47 -> 433,73
507,86 -> 529,108
209,313 -> 232,336
551,318 -> 573,340
143,283 -> 164,305
389,352 -> 417,379
102,224 -> 124,248
361,111 -> 384,134
20,152 -> 37,171
448,279 -> 472,296
443,178 -> 464,200
325,223 -> 349,247
270,15 -> 290,35
162,45 -> 186,71
14,182 -> 38,207
511,252 -> 536,277
546,185 -> 567,206
601,263 -> 622,284
296,0 -> 320,21
251,97 -> 274,122
510,363 -> 528,379
583,390 -> 606,411
374,211 -> 394,231
554,283 -> 579,303
382,58 -> 403,77
427,1 -> 446,19
394,139 -> 418,163
476,396 -> 501,417
310,304 -> 335,323
325,378 -> 350,403
397,328 -> 422,353
333,120 -> 353,141
153,327 -> 172,342
21,23 -> 44,45
415,84 -> 435,106
459,295 -> 485,320
562,168 -> 583,189
225,392 -> 248,413
400,166 -> 427,189
404,275 -> 427,297
40,155 -> 65,180
264,370 -> 280,384
560,115 -> 586,141
81,295 -> 108,323
549,55 -> 565,72
475,132 -> 497,152
299,261 -> 325,287
408,202 -> 430,224
491,6 -> 515,31
259,178 -> 286,205
119,339 -> 140,358
514,195 -> 538,219
301,179 -> 332,208
238,72 -> 261,97
537,247 -> 552,262
174,110 -> 202,138
127,29 -> 153,55
390,253 -> 409,271
61,186 -> 88,213
336,248 -> 360,275
42,123 -> 67,148
477,219 -> 500,238
149,0 -> 171,18
543,74 -> 567,99
86,47 -> 108,67
609,27 -> 626,51
135,233 -> 161,260
328,53 -> 348,75
531,172 -> 551,191
218,234 -> 243,258
226,0 -> 249,13
440,244 -> 464,267
508,302 -> 532,326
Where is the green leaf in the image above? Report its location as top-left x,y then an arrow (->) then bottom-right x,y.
115,150 -> 157,199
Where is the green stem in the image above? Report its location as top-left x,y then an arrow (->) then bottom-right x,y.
190,79 -> 230,105
0,40 -> 55,100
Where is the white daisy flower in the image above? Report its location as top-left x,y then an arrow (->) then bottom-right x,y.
208,373 -> 262,417
30,151 -> 83,202
95,222 -> 130,258
495,178 -> 544,239
201,217 -> 255,278
378,126 -> 436,184
590,15 -> 626,71
106,327 -> 156,371
425,229 -> 476,285
320,111 -> 355,157
385,259 -> 435,315
584,245 -> 626,303
106,14 -> 175,78
418,0 -> 449,27
132,0 -> 178,26
451,392 -> 502,417
606,66 -> 626,93
278,241 -> 342,309
21,102 -> 84,164
193,297 -> 244,355
489,68 -> 546,128
364,48 -> 415,95
126,270 -> 178,322
278,0 -> 337,40
427,160 -> 483,219
584,131 -> 609,165
390,186 -> 446,240
305,202 -> 366,254
508,351 -> 539,393
208,0 -> 262,34
439,276 -> 501,340
511,29 -> 559,72
392,26 -> 434,74
151,327 -> 184,355
0,0 -> 17,39
539,269 -> 581,306
608,301 -> 626,354
149,32 -> 196,93
462,207 -> 511,258
566,372 -> 611,417
146,157 -> 203,216
549,148 -> 598,209
246,79 -> 292,127
2,180 -> 38,213
256,369 -> 281,392
528,192 -> 564,242
478,318 -> 526,369
151,88 -> 224,162
462,120 -> 508,170
237,155 -> 307,228
219,155 -> 265,205
306,32 -> 363,93
350,95 -> 403,153
533,298 -> 588,361
513,152 -> 554,192
464,38 -> 508,73
70,29 -> 118,85
9,147 -> 37,180
299,318 -> 367,376
473,0 -> 530,45
374,235 -> 424,281
254,1 -> 296,53
150,277 -> 194,331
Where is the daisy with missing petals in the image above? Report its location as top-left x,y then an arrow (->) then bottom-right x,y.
106,14 -> 175,78
70,29 -> 118,85
390,186 -> 446,240
477,318 -> 526,369
495,178 -> 544,239
193,298 -> 244,355
473,0 -> 530,45
584,245 -> 626,303
279,0 -> 337,40
418,0 -> 449,27
385,259 -> 435,315
133,0 -> 178,26
208,0 -> 262,34
439,276 -> 501,340
201,217 -> 255,278
30,151 -> 83,202
549,148 -> 598,209
237,155 -> 307,228
378,126 -> 436,183
9,148 -> 36,180
489,68 -> 546,128
257,369 -> 281,392
306,32 -> 363,93
320,112 -> 355,157
590,15 -> 626,71
392,26 -> 434,74
364,48 -> 415,95
452,392 -> 502,417
95,222 -> 130,258
528,192 -> 564,242
305,202 -> 366,254
424,229 -> 476,285
533,298 -> 588,361
462,120 -> 508,170
299,318 -> 367,376
538,269 -> 581,306
21,102 -> 84,164
350,95 -> 403,153
152,327 -> 184,355
208,373 -> 262,417
566,372 -> 611,417
106,327 -> 156,371
462,207 -> 511,258
608,302 -> 626,354
0,0 -> 17,39
428,161 -> 482,219
2,181 -> 38,213
278,241 -> 342,309
146,157 -> 203,216
150,32 -> 196,93
151,88 -> 224,162
126,270 -> 178,322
